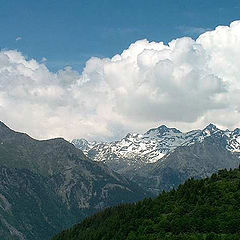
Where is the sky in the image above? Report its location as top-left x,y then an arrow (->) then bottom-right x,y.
0,0 -> 240,141
1,0 -> 240,71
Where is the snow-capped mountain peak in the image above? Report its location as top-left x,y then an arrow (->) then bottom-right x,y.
233,128 -> 240,135
226,128 -> 240,153
202,123 -> 219,136
72,124 -> 240,173
145,125 -> 182,137
71,138 -> 97,153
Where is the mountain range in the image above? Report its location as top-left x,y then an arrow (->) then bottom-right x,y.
0,120 -> 240,239
72,124 -> 240,193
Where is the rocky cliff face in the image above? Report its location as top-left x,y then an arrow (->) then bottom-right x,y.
0,122 -> 146,240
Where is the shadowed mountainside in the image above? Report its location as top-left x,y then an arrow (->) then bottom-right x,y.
0,122 -> 147,240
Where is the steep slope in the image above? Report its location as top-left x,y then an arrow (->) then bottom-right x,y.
72,126 -> 196,173
134,136 -> 240,193
0,121 -> 147,240
52,167 -> 240,240
72,124 -> 240,175
0,167 -> 75,240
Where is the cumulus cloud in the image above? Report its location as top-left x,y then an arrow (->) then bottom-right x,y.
1,21 -> 240,141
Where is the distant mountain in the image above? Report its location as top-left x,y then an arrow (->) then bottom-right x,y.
0,122 -> 146,240
52,167 -> 240,240
134,135 -> 240,194
72,124 -> 240,193
72,125 -> 200,174
71,138 -> 97,152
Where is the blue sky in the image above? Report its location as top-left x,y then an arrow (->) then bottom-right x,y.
1,0 -> 240,72
1,0 -> 240,140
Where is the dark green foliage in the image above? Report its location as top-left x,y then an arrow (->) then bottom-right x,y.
52,167 -> 240,240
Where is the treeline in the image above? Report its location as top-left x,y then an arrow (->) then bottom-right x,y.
52,167 -> 240,240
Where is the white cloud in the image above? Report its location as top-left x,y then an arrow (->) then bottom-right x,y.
1,21 -> 240,141
16,36 -> 22,41
41,57 -> 47,62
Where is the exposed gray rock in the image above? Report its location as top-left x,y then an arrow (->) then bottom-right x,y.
132,136 -> 240,194
73,123 -> 240,194
0,122 -> 147,240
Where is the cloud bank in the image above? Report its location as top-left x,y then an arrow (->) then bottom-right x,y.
1,21 -> 240,141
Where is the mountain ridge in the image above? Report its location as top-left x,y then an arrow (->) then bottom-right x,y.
0,121 -> 147,240
72,123 -> 240,174
72,123 -> 240,194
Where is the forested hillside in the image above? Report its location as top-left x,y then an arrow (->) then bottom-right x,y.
52,167 -> 240,240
